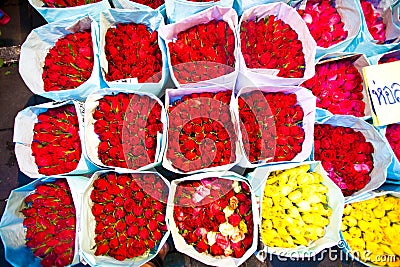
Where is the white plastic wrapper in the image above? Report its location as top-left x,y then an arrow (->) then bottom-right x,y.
250,161 -> 344,259
306,53 -> 372,120
14,100 -> 97,179
315,115 -> 393,201
84,88 -> 167,171
290,0 -> 362,59
162,87 -> 242,174
111,0 -> 165,12
19,15 -> 101,102
165,0 -> 234,23
166,171 -> 259,267
99,9 -> 168,97
233,86 -> 316,168
0,176 -> 88,267
80,170 -> 170,267
236,2 -> 316,91
28,0 -> 110,23
158,6 -> 239,89
340,190 -> 400,267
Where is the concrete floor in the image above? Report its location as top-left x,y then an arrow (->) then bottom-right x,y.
0,0 -> 365,266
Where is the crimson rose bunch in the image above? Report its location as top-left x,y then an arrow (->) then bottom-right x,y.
105,23 -> 162,83
32,104 -> 82,175
314,124 -> 374,196
22,180 -> 76,267
173,178 -> 254,258
297,0 -> 348,48
240,15 -> 305,78
93,93 -> 163,169
43,30 -> 94,91
41,0 -> 101,7
168,20 -> 235,84
302,58 -> 365,117
361,0 -> 386,43
166,90 -> 237,172
91,172 -> 168,261
129,0 -> 164,9
238,91 -> 305,163
385,124 -> 400,161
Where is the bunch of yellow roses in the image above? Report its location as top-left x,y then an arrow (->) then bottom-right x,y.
260,165 -> 332,248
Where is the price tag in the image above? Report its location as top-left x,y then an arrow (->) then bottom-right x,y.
362,60 -> 400,126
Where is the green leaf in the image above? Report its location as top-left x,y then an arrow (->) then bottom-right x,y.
0,58 -> 3,68
5,70 -> 11,75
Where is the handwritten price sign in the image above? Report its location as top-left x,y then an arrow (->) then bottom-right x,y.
363,60 -> 400,126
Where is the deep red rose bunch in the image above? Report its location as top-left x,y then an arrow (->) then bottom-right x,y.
129,0 -> 164,9
173,178 -> 254,258
22,180 -> 76,267
93,93 -> 163,169
297,0 -> 348,48
91,172 -> 168,261
240,15 -> 305,78
302,58 -> 365,117
385,124 -> 400,161
314,124 -> 374,196
41,0 -> 101,7
361,0 -> 386,43
238,91 -> 305,163
379,56 -> 399,64
42,30 -> 94,92
32,104 -> 82,175
166,90 -> 236,172
168,20 -> 235,84
105,23 -> 162,83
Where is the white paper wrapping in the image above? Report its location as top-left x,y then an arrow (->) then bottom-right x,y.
165,0 -> 234,23
80,170 -> 170,267
28,0 -> 110,23
235,2 -> 316,92
0,177 -> 87,267
233,86 -> 316,168
166,171 -> 259,267
19,15 -> 101,102
249,161 -> 344,258
315,115 -> 393,202
158,6 -> 239,89
99,9 -> 168,97
111,0 -> 165,13
162,87 -> 242,174
84,88 -> 167,171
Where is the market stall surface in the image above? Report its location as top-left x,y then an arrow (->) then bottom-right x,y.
0,0 -> 363,266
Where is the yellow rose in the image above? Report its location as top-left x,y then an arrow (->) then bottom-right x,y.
229,196 -> 239,210
223,206 -> 235,218
288,190 -> 302,203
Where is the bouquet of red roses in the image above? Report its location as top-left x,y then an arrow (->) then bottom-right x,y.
291,0 -> 361,57
163,87 -> 240,173
167,172 -> 257,266
236,3 -> 316,90
14,101 -> 92,178
313,116 -> 391,198
159,6 -> 238,88
235,86 -> 316,167
19,16 -> 101,101
0,178 -> 80,267
302,54 -> 370,118
85,89 -> 166,171
99,9 -> 167,95
81,171 -> 170,266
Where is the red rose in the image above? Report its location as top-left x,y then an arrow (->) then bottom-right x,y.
127,225 -> 139,237
210,243 -> 224,256
196,239 -> 209,253
139,228 -> 149,240
148,220 -> 158,231
228,213 -> 242,227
